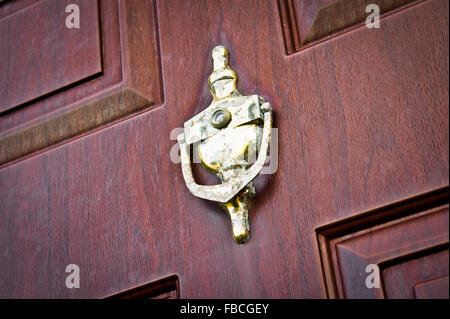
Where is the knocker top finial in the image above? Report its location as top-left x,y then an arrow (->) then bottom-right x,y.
211,45 -> 229,69
208,45 -> 238,100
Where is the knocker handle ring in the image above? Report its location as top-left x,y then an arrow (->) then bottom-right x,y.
178,105 -> 272,204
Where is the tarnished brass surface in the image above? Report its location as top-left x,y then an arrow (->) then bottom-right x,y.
178,45 -> 272,244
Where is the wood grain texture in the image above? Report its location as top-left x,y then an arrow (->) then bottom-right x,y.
383,249 -> 449,298
0,0 -> 102,113
303,0 -> 418,45
294,0 -> 336,45
0,0 -> 162,164
0,0 -> 448,298
327,202 -> 449,298
279,0 -> 419,53
104,275 -> 179,299
0,88 -> 149,164
414,275 -> 449,299
317,187 -> 449,298
278,0 -> 302,54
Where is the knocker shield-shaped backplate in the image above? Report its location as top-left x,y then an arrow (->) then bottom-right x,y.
177,45 -> 272,244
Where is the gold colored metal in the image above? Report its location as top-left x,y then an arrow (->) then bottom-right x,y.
178,45 -> 272,244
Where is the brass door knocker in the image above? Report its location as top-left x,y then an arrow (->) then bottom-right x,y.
178,45 -> 272,244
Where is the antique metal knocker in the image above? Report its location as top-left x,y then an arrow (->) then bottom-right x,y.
177,45 -> 272,244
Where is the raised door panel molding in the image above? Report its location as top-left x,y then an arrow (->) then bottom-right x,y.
0,0 -> 162,165
383,251 -> 449,298
0,0 -> 102,113
413,275 -> 449,299
104,275 -> 180,299
279,0 -> 420,54
316,187 -> 449,298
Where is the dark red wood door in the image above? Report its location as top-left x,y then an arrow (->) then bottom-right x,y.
0,0 -> 448,298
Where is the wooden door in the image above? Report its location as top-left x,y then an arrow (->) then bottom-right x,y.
0,0 -> 448,299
